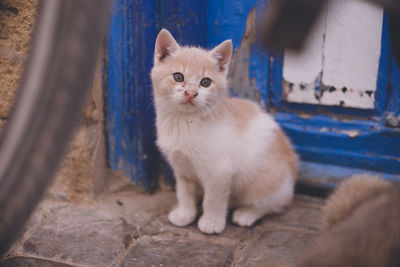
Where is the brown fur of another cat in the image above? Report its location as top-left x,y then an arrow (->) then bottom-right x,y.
298,174 -> 400,267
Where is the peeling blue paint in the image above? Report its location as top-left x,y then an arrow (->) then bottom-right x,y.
249,43 -> 269,106
387,55 -> 400,116
207,0 -> 256,49
268,51 -> 284,108
107,0 -> 160,192
299,161 -> 400,187
157,0 -> 208,47
375,13 -> 391,113
276,113 -> 400,174
106,0 -> 209,191
251,0 -> 270,106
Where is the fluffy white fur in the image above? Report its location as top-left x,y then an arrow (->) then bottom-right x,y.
151,29 -> 298,234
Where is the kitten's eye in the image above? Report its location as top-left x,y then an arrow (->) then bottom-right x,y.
173,72 -> 184,82
200,77 -> 212,87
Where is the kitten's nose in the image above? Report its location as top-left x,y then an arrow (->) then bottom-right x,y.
184,90 -> 198,100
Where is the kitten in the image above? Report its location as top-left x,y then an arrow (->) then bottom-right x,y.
151,29 -> 298,234
298,175 -> 400,267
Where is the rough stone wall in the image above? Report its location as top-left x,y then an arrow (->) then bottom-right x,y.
0,0 -> 37,120
0,1 -> 108,204
48,59 -> 108,203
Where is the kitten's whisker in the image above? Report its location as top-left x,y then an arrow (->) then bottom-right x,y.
145,100 -> 155,113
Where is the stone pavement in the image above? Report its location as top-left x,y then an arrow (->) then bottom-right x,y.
1,185 -> 324,267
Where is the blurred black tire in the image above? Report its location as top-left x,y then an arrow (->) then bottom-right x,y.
0,0 -> 110,256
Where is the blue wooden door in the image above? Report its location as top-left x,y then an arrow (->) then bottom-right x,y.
106,0 -> 400,191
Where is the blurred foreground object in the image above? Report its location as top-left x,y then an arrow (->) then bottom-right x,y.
260,0 -> 400,54
298,175 -> 400,267
259,0 -> 328,51
0,0 -> 110,256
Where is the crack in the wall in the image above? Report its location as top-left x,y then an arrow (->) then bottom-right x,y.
319,6 -> 328,91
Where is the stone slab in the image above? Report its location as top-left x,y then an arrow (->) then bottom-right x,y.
258,204 -> 324,231
236,230 -> 316,267
19,206 -> 137,266
118,237 -> 233,267
0,256 -> 73,267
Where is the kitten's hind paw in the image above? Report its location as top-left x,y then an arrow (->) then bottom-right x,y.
168,207 -> 196,227
198,215 -> 226,234
232,207 -> 260,227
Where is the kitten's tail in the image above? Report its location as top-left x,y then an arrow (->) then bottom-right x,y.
323,174 -> 391,231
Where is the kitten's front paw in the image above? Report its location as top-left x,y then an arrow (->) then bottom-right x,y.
168,207 -> 196,227
232,208 -> 260,227
197,215 -> 226,234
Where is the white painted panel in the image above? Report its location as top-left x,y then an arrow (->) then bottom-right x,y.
284,82 -> 319,104
281,0 -> 383,109
322,0 -> 383,92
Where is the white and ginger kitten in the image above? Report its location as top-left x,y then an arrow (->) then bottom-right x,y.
151,29 -> 298,234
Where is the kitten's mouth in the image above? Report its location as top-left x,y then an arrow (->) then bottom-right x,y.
182,100 -> 195,106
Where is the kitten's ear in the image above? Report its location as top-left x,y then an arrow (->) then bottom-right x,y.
210,40 -> 233,72
154,29 -> 179,65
